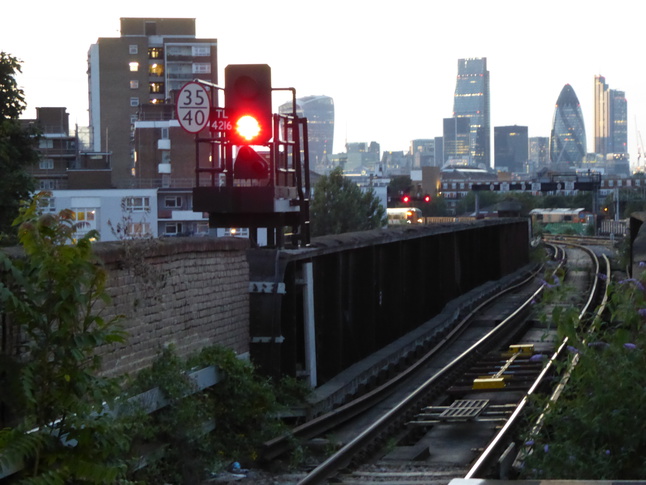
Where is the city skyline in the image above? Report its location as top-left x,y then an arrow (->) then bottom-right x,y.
3,0 -> 645,167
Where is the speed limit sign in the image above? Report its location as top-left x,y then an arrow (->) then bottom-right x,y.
176,82 -> 210,133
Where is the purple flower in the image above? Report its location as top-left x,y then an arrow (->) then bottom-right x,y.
623,343 -> 637,350
597,273 -> 608,281
567,345 -> 579,354
544,444 -> 549,453
524,439 -> 535,446
530,354 -> 546,362
639,261 -> 646,267
639,309 -> 646,317
618,278 -> 646,291
605,449 -> 611,455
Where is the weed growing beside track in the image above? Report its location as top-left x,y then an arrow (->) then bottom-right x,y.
520,265 -> 646,479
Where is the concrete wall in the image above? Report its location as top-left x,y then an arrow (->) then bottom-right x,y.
93,236 -> 250,377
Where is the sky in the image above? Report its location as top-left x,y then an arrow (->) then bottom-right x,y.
2,0 -> 645,168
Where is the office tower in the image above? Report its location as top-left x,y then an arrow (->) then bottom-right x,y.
594,75 -> 609,155
88,18 -> 217,188
610,88 -> 628,155
529,137 -> 550,171
594,75 -> 628,156
443,117 -> 471,166
279,95 -> 334,169
453,58 -> 490,168
550,84 -> 587,167
494,126 -> 528,173
410,139 -> 435,168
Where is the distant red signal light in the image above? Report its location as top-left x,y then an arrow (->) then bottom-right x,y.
423,194 -> 431,203
401,194 -> 411,204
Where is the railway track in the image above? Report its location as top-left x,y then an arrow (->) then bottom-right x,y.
258,243 -> 609,485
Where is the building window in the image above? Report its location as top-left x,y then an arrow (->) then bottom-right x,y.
124,196 -> 150,212
160,127 -> 169,139
39,158 -> 54,170
149,82 -> 164,94
196,222 -> 209,235
130,114 -> 138,124
37,194 -> 56,213
38,139 -> 54,149
149,63 -> 164,76
129,62 -> 139,72
39,180 -> 56,190
165,222 -> 183,235
148,47 -> 163,59
130,80 -> 139,89
129,44 -> 138,55
74,208 -> 97,235
192,63 -> 211,74
130,97 -> 140,107
127,222 -> 151,238
161,151 -> 171,164
192,46 -> 211,56
164,196 -> 182,208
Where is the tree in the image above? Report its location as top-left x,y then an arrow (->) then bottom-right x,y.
310,167 -> 387,237
0,195 -> 130,482
0,52 -> 38,243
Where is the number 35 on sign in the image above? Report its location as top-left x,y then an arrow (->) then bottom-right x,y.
176,82 -> 211,133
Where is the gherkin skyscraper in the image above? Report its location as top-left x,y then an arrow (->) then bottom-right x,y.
550,84 -> 587,166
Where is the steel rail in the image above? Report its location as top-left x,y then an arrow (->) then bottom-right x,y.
464,244 -> 610,479
296,266 -> 550,484
262,265 -> 543,461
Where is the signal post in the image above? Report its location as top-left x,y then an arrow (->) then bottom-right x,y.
181,64 -> 311,249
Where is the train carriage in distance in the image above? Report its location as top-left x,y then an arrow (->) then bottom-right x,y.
387,207 -> 423,225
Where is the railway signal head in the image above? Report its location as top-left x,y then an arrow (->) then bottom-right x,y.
401,194 -> 411,204
225,64 -> 272,145
423,194 -> 431,203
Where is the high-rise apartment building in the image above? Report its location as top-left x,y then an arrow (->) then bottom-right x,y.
453,58 -> 490,168
279,95 -> 334,170
550,84 -> 587,167
88,18 -> 217,188
494,126 -> 528,174
595,75 -> 628,156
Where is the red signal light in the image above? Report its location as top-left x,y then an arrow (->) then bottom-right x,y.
234,115 -> 262,142
423,194 -> 431,203
401,194 -> 411,204
225,64 -> 272,145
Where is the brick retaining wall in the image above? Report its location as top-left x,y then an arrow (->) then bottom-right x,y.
93,236 -> 250,377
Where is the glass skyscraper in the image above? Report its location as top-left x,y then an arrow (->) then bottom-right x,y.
594,75 -> 628,156
550,84 -> 587,166
453,58 -> 490,168
279,95 -> 334,169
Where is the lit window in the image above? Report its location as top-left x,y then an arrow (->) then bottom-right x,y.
130,80 -> 139,89
149,82 -> 165,94
148,47 -> 163,59
129,62 -> 139,72
73,208 -> 98,236
149,63 -> 164,76
129,44 -> 138,55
